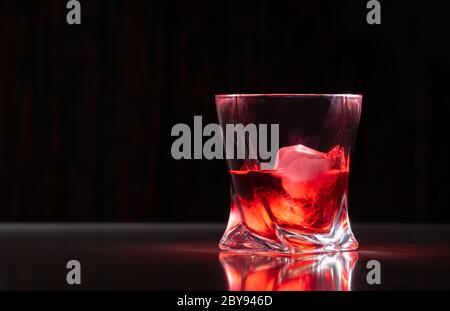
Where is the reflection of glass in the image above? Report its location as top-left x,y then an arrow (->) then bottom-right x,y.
219,251 -> 358,291
216,94 -> 362,253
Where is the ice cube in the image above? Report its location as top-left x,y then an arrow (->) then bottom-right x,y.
271,144 -> 345,200
273,144 -> 331,183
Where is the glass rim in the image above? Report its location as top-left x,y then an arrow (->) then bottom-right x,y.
215,93 -> 362,99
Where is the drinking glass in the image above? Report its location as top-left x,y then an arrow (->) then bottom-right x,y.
215,94 -> 362,253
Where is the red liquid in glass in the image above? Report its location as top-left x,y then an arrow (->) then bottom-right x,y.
226,144 -> 349,246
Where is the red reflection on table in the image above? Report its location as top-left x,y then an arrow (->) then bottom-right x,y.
219,251 -> 358,291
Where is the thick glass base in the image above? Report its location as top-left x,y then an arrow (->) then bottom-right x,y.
219,196 -> 358,254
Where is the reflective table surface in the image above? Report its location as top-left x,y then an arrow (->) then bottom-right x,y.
0,223 -> 449,290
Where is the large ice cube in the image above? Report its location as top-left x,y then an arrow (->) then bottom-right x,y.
273,144 -> 329,181
271,144 -> 345,199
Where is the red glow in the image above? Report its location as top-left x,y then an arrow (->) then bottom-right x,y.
227,145 -> 349,241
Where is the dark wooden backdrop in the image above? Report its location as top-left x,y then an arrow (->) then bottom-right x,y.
0,0 -> 449,222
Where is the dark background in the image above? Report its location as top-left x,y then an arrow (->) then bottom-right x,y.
0,0 -> 448,223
